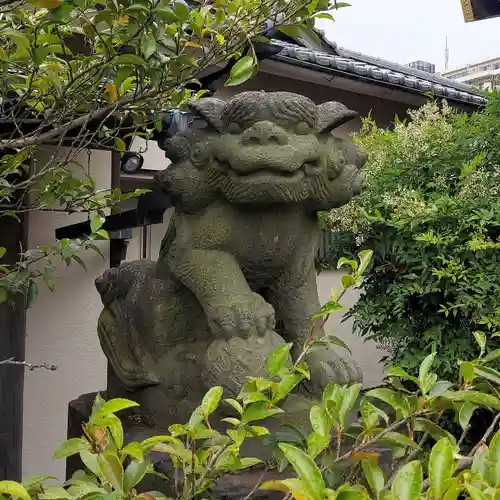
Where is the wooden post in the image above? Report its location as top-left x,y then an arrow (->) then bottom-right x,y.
0,213 -> 27,481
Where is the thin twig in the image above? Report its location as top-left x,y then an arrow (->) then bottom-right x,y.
243,465 -> 269,500
333,410 -> 429,465
0,357 -> 57,371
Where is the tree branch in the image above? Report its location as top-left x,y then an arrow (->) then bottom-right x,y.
0,357 -> 58,371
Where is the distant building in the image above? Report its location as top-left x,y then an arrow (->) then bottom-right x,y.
442,56 -> 500,91
409,60 -> 436,74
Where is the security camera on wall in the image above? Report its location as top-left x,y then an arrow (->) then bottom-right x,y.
120,108 -> 209,174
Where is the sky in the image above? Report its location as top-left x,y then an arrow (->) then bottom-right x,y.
316,0 -> 500,72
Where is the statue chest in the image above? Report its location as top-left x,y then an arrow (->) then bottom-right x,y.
225,205 -> 319,267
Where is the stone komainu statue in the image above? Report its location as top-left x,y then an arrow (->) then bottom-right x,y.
95,91 -> 366,428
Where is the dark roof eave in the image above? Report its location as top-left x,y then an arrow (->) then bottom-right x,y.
271,54 -> 483,109
270,41 -> 486,107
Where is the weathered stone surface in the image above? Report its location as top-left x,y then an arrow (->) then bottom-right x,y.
95,90 -> 365,429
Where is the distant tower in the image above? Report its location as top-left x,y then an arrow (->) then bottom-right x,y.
445,36 -> 449,70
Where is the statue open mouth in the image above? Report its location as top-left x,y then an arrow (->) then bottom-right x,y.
222,158 -> 324,182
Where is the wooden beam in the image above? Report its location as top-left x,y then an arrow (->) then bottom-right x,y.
0,213 -> 27,481
461,0 -> 500,21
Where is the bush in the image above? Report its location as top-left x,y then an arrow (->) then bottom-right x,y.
4,253 -> 500,499
327,94 -> 500,379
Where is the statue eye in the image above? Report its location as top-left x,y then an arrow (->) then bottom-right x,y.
295,121 -> 310,135
227,122 -> 241,135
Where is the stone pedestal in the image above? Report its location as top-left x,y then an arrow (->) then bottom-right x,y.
67,393 -> 284,499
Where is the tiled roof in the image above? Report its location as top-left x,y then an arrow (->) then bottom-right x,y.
269,39 -> 486,106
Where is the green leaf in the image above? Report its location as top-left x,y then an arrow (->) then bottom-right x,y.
241,402 -> 283,424
53,438 -> 89,459
414,418 -> 456,445
341,274 -> 356,290
225,56 -> 256,87
452,391 -> 500,410
338,383 -> 362,427
312,300 -> 344,320
458,402 -> 477,431
123,459 -> 150,493
278,443 -> 325,500
429,380 -> 454,397
294,361 -> 310,380
247,425 -> 269,436
273,373 -> 302,402
72,255 -> 87,271
429,438 -> 455,498
483,349 -> 500,364
365,388 -> 410,417
306,432 -> 330,459
112,54 -> 146,66
473,331 -> 487,357
386,365 -> 418,383
142,33 -> 157,60
379,432 -> 419,450
486,430 -> 500,487
360,399 -> 388,429
474,365 -> 500,386
0,248 -> 5,259
121,442 -> 144,460
391,460 -> 422,500
337,257 -> 358,271
358,249 -> 373,274
154,6 -> 178,22
235,457 -> 264,470
266,343 -> 292,376
114,137 -> 126,154
0,287 -> 7,304
96,230 -> 109,240
0,482 -> 30,500
459,361 -> 475,384
173,1 -> 189,22
310,404 -> 331,436
25,281 -> 38,309
260,478 -> 305,497
103,414 -> 124,449
442,481 -> 462,500
314,12 -> 335,20
22,476 -> 56,490
362,460 -> 385,497
418,352 -> 436,390
36,485 -> 72,499
90,216 -> 105,233
336,484 -> 371,499
221,417 -> 241,426
93,398 -> 139,419
79,451 -> 100,476
168,424 -> 187,437
314,335 -> 351,354
465,484 -> 488,500
97,453 -> 124,493
201,386 -> 223,420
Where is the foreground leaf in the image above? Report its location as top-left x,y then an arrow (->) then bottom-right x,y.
428,438 -> 455,498
278,443 -> 325,500
391,460 -> 422,500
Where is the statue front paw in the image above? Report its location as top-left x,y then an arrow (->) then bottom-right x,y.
206,293 -> 276,339
301,345 -> 363,394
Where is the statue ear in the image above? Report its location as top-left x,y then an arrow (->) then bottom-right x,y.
316,101 -> 358,133
188,97 -> 225,131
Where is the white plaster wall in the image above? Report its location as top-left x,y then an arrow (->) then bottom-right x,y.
317,271 -> 385,388
23,149 -> 110,479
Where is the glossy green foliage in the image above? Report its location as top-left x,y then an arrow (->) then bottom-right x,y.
327,94 -> 500,379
